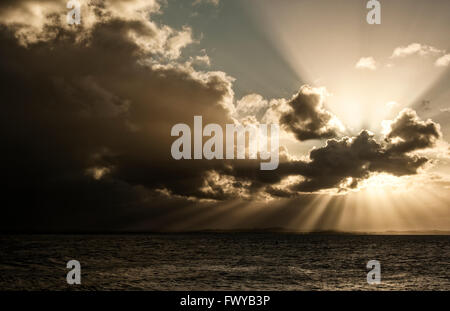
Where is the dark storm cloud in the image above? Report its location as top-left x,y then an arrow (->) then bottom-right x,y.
279,85 -> 343,141
0,0 -> 236,230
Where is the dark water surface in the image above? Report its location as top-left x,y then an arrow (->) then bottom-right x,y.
0,234 -> 449,290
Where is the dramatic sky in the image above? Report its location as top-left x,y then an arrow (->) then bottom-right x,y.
1,0 -> 449,232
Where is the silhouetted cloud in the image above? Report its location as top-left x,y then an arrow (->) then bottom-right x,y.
383,108 -> 441,153
283,128 -> 433,193
279,85 -> 344,141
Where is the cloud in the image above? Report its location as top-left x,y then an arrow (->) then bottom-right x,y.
0,1 -> 445,232
274,109 -> 440,193
165,26 -> 194,59
193,0 -> 219,6
435,54 -> 450,67
391,43 -> 444,58
279,85 -> 345,141
0,0 -> 236,231
235,94 -> 269,118
355,57 -> 377,70
193,54 -> 211,66
0,0 -> 193,59
199,170 -> 252,200
230,109 -> 442,195
383,108 -> 441,153
390,43 -> 449,69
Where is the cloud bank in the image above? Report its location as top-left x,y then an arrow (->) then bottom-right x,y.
0,1 -> 445,231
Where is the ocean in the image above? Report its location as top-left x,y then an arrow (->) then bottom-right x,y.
0,233 -> 449,290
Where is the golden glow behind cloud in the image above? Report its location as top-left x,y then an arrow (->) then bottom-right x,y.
0,0 -> 449,232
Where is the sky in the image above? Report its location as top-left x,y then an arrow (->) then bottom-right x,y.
0,0 -> 449,232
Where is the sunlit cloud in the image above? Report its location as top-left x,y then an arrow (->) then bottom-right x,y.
435,54 -> 450,67
355,57 -> 377,71
391,43 -> 444,58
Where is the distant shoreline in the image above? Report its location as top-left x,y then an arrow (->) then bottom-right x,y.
1,229 -> 450,236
